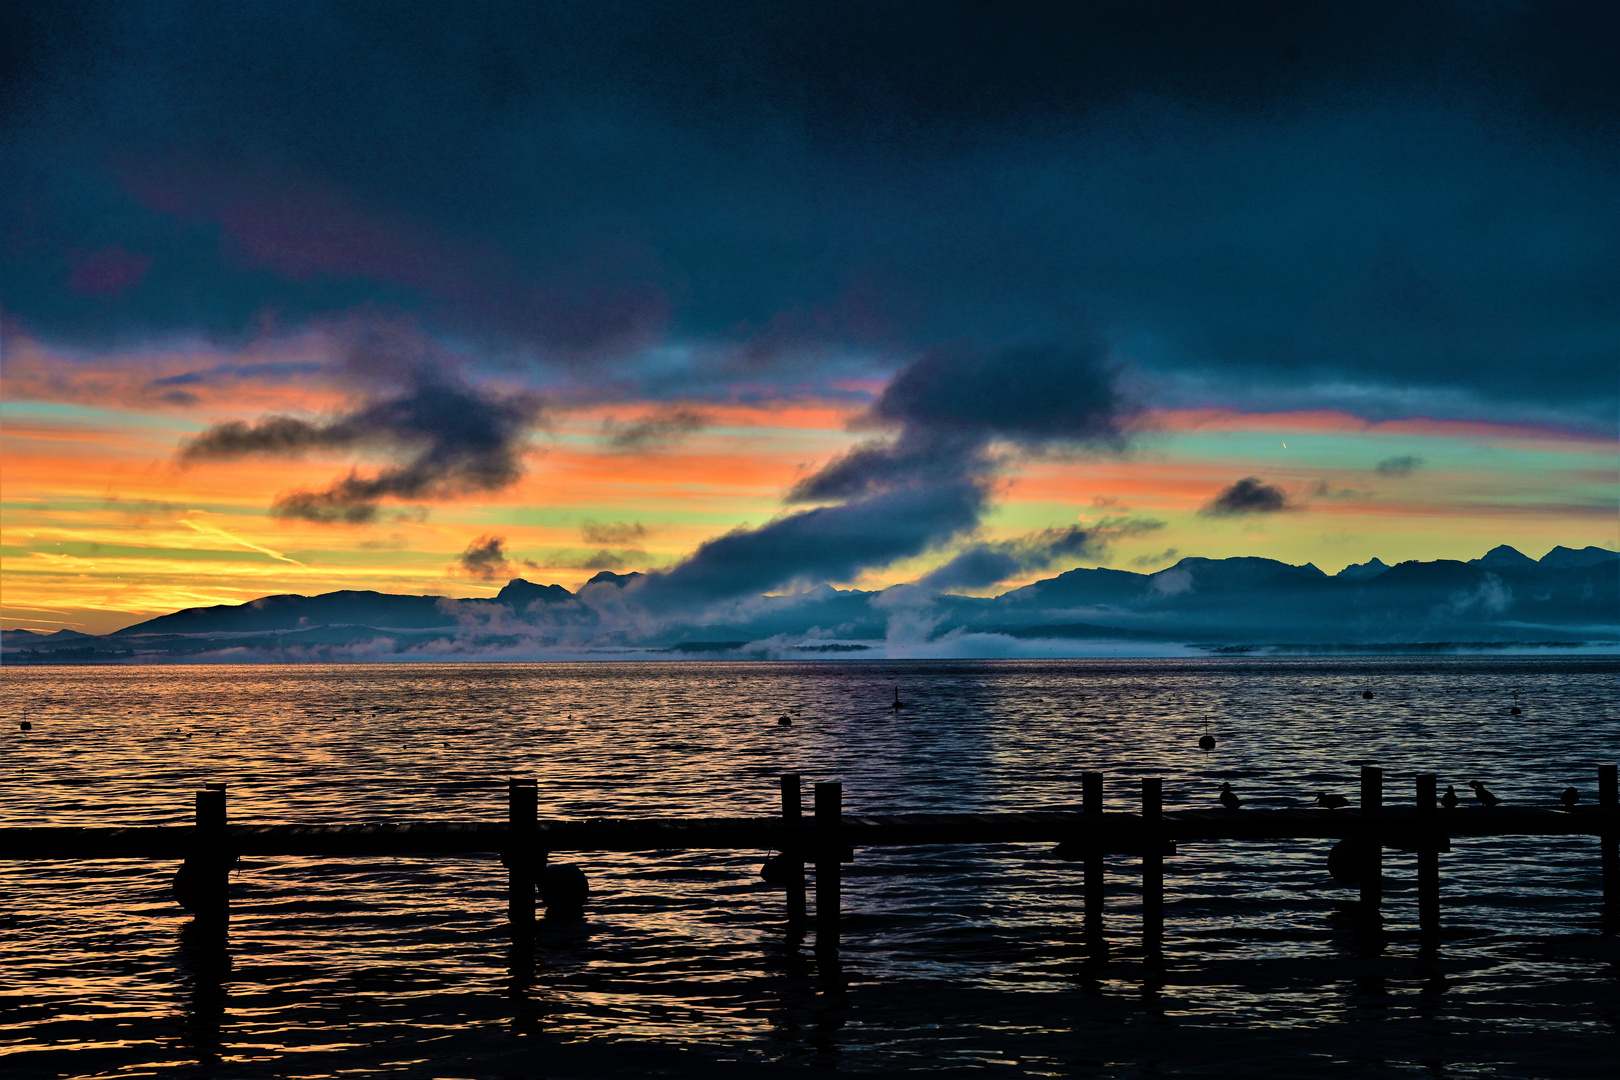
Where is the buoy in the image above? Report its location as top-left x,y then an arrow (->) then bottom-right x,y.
1361,690 -> 1374,699
1327,839 -> 1374,884
18,720 -> 30,731
759,853 -> 797,885
891,687 -> 905,711
777,715 -> 792,727
1509,706 -> 1521,715
1198,734 -> 1217,751
539,863 -> 590,921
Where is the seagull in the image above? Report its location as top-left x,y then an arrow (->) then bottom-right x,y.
1219,782 -> 1243,810
1441,785 -> 1460,809
1468,780 -> 1501,808
1314,792 -> 1350,809
1559,786 -> 1580,809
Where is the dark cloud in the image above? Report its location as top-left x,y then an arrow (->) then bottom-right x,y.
1376,454 -> 1424,476
916,527 -> 1100,591
1202,477 -> 1295,516
455,534 -> 516,580
636,340 -> 1134,608
580,520 -> 648,546
1131,547 -> 1181,568
4,2 -> 1616,424
178,331 -> 544,523
634,479 -> 987,611
600,408 -> 708,451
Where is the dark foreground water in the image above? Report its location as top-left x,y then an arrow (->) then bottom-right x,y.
2,657 -> 1617,1079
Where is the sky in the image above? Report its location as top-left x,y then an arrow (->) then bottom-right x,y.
2,0 -> 1616,635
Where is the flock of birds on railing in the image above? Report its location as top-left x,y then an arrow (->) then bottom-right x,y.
1215,778 -> 1585,811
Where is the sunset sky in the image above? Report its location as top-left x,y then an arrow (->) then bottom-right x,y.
3,2 -> 1616,635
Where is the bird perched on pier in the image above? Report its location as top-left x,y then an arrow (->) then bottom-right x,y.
1468,780 -> 1501,807
1441,785 -> 1460,809
1219,782 -> 1243,810
1314,792 -> 1349,809
1559,786 -> 1580,809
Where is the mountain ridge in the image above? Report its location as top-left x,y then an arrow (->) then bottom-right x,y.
5,544 -> 1615,662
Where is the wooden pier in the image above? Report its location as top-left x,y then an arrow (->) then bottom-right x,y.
3,765 -> 1616,953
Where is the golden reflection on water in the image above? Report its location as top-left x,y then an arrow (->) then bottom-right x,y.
1,657 -> 1617,1077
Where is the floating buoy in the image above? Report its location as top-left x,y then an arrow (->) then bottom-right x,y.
1361,690 -> 1374,699
777,715 -> 792,727
539,863 -> 590,921
891,687 -> 905,711
18,720 -> 30,731
1327,839 -> 1374,884
1509,706 -> 1521,715
1198,717 -> 1216,752
759,852 -> 797,885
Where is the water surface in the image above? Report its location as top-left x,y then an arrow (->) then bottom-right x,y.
2,657 -> 1617,1078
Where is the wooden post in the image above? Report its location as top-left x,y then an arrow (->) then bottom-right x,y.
1600,764 -> 1618,924
1360,766 -> 1383,914
507,779 -> 539,934
1141,777 -> 1163,955
194,783 -> 229,926
1082,772 -> 1104,938
781,774 -> 806,926
814,781 -> 842,948
1415,773 -> 1440,948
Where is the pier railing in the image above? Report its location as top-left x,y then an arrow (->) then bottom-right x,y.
3,765 -> 1615,952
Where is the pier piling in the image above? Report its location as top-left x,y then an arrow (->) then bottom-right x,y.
193,783 -> 229,927
1415,773 -> 1440,948
814,782 -> 842,948
780,774 -> 806,925
1360,766 -> 1383,914
506,779 -> 539,933
1082,771 -> 1104,939
1601,764 -> 1618,925
1141,777 -> 1164,954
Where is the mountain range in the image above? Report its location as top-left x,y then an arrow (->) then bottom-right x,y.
4,545 -> 1615,663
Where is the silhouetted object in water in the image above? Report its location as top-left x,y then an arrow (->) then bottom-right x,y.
777,715 -> 792,727
1441,785 -> 1460,809
18,721 -> 29,731
171,855 -> 238,910
1510,706 -> 1522,715
760,852 -> 797,885
1198,734 -> 1216,751
539,864 -> 589,921
1328,839 -> 1374,884
1362,690 -> 1374,699
1560,786 -> 1580,808
1468,780 -> 1501,807
1219,782 -> 1243,810
891,687 -> 905,711
1314,792 -> 1350,809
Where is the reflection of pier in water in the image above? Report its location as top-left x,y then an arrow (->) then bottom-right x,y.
3,765 -> 1616,963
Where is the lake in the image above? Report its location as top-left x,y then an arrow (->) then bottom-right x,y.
2,657 -> 1617,1078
